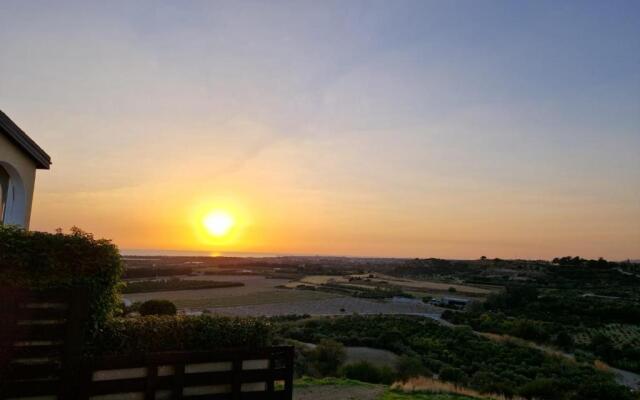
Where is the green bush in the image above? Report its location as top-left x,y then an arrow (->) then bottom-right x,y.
139,299 -> 177,316
439,366 -> 467,384
0,226 -> 123,333
395,355 -> 427,381
310,339 -> 346,377
88,315 -> 273,355
518,378 -> 563,400
341,361 -> 395,384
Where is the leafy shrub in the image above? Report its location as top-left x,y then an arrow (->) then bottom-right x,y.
292,344 -> 314,377
88,315 -> 273,355
518,378 -> 563,400
122,301 -> 142,315
395,355 -> 427,381
554,331 -> 574,350
309,339 -> 346,376
0,226 -> 123,333
139,299 -> 177,316
439,366 -> 467,384
341,361 -> 395,384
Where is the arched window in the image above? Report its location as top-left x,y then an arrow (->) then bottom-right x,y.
0,164 -> 9,224
0,162 -> 27,227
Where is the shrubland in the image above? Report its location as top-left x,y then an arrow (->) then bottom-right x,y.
278,314 -> 636,400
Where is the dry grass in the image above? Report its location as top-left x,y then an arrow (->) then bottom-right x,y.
392,377 -> 526,400
299,274 -> 496,296
478,332 -> 573,361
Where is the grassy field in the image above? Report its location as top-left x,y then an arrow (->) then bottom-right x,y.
293,378 -> 484,400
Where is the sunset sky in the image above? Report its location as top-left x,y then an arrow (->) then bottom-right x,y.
1,1 -> 639,259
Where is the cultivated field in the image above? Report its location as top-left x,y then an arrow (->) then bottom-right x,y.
294,274 -> 495,297
574,323 -> 640,348
123,274 -> 341,309
208,297 -> 440,318
122,274 -> 443,318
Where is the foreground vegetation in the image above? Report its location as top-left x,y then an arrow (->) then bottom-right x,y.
442,273 -> 640,373
278,315 -> 636,400
90,314 -> 272,355
294,377 -> 481,400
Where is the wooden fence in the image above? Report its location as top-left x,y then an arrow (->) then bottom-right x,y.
79,346 -> 293,400
0,287 -> 294,400
0,287 -> 89,399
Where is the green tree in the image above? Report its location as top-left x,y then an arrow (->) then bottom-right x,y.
555,331 -> 574,350
395,355 -> 427,381
341,361 -> 394,384
439,366 -> 467,384
310,339 -> 346,377
518,378 -> 562,400
139,299 -> 177,316
590,334 -> 616,360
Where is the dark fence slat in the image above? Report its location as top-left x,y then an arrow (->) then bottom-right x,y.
0,379 -> 62,397
12,323 -> 66,341
10,343 -> 63,359
89,377 -> 148,394
15,306 -> 69,320
182,394 -> 233,400
5,361 -> 61,380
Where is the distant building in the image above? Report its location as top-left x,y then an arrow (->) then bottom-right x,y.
429,296 -> 470,309
0,110 -> 51,228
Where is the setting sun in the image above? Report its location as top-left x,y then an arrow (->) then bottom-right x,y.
203,211 -> 235,237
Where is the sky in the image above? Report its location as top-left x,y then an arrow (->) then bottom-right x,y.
1,0 -> 639,259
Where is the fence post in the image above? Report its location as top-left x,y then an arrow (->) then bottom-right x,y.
62,288 -> 89,400
172,362 -> 185,400
284,347 -> 294,400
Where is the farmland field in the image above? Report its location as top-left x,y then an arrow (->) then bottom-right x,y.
296,274 -> 495,297
173,290 -> 339,309
122,278 -> 243,293
207,297 -> 440,317
123,275 -> 339,309
122,274 -> 442,317
574,323 -> 640,348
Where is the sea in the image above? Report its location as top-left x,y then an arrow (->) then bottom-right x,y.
120,249 -> 313,258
